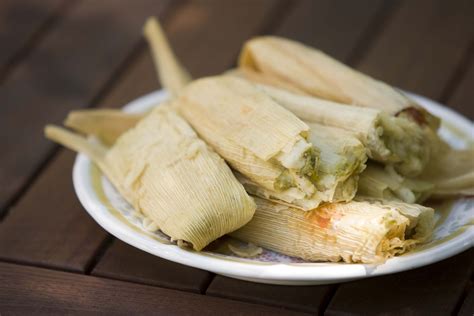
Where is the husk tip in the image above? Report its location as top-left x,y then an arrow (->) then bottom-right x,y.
143,16 -> 161,37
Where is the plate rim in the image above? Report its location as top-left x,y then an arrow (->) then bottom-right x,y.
72,90 -> 474,285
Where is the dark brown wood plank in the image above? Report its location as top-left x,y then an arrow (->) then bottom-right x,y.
325,249 -> 474,316
98,48 -> 159,109
99,0 -> 285,109
165,0 -> 283,78
0,150 -> 108,272
0,0 -> 172,215
274,0 -> 387,62
207,277 -> 333,314
355,0 -> 474,102
99,0 -> 285,108
447,55 -> 474,120
458,285 -> 474,316
0,0 -> 65,72
0,262 -> 308,315
92,240 -> 212,293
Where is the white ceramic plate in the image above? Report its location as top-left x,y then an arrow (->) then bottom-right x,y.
73,90 -> 474,285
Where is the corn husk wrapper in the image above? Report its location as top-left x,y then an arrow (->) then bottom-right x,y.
257,84 -> 430,176
175,76 -> 325,210
238,36 -> 440,129
231,197 -> 434,263
177,76 -> 309,160
227,68 -> 307,95
358,164 -> 433,204
45,105 -> 256,251
64,109 -> 141,146
419,145 -> 474,198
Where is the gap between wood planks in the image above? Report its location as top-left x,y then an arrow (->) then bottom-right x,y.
0,0 -> 78,84
453,280 -> 473,316
83,235 -> 115,275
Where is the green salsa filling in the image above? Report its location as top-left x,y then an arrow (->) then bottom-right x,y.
274,170 -> 296,191
300,147 -> 319,180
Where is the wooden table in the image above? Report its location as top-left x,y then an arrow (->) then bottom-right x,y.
0,1 -> 473,314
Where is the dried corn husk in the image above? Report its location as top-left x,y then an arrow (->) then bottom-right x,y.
143,17 -> 191,96
231,197 -> 434,263
419,145 -> 474,198
239,36 -> 440,129
45,104 -> 256,251
65,109 -> 141,146
257,84 -> 430,176
358,164 -> 433,203
175,76 -> 324,210
228,242 -> 263,258
226,68 -> 307,95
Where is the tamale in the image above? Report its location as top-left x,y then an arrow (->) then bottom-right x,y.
358,164 -> 433,203
241,123 -> 367,206
238,36 -> 440,129
257,84 -> 430,176
231,197 -> 434,264
174,75 -> 322,210
45,104 -> 256,251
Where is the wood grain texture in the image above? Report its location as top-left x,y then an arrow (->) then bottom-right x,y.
0,0 -> 171,215
458,286 -> 474,316
446,56 -> 474,120
325,249 -> 474,316
92,240 -> 212,293
0,262 -> 308,315
207,276 -> 333,314
98,48 -> 160,109
0,150 -> 108,272
0,0 -> 65,72
355,0 -> 474,102
273,0 -> 386,62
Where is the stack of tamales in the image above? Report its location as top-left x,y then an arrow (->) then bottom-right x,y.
45,18 -> 473,264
